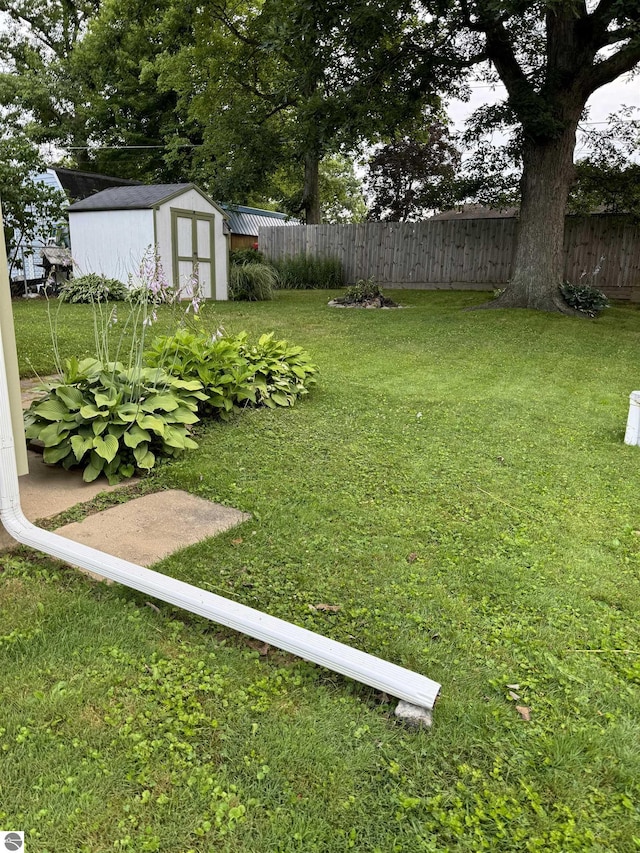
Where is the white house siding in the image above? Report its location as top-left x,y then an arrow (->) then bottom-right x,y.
69,209 -> 155,283
156,189 -> 228,300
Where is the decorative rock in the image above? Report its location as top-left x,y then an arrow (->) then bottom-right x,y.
394,700 -> 433,728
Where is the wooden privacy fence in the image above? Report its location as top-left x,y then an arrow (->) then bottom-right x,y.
259,215 -> 640,300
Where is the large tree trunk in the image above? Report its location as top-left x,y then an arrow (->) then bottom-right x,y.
487,113 -> 582,314
302,151 -> 321,224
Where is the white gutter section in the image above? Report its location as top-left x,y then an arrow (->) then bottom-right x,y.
0,324 -> 441,714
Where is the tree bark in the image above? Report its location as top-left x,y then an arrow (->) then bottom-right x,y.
482,111 -> 584,314
302,150 -> 321,224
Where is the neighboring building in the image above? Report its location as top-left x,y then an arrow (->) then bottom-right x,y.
220,204 -> 298,250
14,168 -> 142,284
68,184 -> 229,300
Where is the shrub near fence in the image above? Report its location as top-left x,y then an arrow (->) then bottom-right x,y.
260,215 -> 640,299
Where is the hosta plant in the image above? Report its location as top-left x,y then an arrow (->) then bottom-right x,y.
24,356 -> 205,484
146,328 -> 318,417
58,274 -> 128,303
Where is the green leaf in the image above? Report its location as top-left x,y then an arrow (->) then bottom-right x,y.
123,425 -> 151,448
167,406 -> 199,424
32,397 -> 70,421
93,433 -> 119,463
119,464 -> 135,479
56,385 -> 85,410
141,393 -> 180,412
270,392 -> 290,407
162,425 -> 186,449
137,414 -> 166,435
92,419 -> 109,435
117,402 -> 140,422
71,434 -> 93,461
94,391 -> 117,409
39,421 -> 69,447
83,461 -> 103,483
80,403 -> 107,419
134,447 -> 156,470
43,441 -> 72,465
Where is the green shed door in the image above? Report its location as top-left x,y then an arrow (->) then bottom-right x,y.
171,208 -> 215,298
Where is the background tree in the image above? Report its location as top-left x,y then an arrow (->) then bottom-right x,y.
366,119 -> 461,220
419,0 -> 640,313
0,127 -> 66,277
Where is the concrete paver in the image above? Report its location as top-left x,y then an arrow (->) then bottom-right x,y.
55,490 -> 249,566
0,450 -> 136,552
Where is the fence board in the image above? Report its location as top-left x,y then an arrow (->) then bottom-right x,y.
260,215 -> 640,299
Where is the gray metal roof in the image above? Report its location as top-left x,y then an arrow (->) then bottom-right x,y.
68,184 -> 194,211
221,204 -> 299,236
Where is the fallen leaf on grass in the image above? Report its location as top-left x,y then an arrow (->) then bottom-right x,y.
515,705 -> 531,721
508,690 -> 521,701
231,537 -> 243,546
407,552 -> 418,563
309,603 -> 342,613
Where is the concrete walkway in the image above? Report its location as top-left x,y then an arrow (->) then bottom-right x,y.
1,378 -> 248,564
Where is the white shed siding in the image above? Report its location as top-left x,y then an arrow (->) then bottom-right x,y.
69,209 -> 155,282
156,190 -> 228,300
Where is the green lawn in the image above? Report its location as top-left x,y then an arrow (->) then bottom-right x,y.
3,291 -> 640,851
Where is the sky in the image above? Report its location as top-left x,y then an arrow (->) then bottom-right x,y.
447,71 -> 640,161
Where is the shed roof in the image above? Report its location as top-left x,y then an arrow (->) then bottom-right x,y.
41,246 -> 72,267
221,204 -> 299,236
68,184 -> 202,212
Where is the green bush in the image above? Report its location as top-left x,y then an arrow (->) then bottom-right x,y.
146,328 -> 318,417
24,357 -> 204,483
560,282 -> 609,317
342,278 -> 384,303
230,247 -> 265,265
273,254 -> 343,289
59,274 -> 128,303
229,262 -> 278,301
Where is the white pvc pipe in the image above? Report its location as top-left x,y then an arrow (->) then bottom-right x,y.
624,391 -> 640,446
0,324 -> 440,711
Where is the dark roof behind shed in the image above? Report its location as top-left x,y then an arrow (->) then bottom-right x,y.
53,168 -> 142,202
68,184 -> 193,212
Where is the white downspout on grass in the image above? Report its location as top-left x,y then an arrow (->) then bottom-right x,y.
0,214 -> 440,717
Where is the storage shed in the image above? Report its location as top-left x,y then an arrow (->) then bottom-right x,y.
68,184 -> 229,300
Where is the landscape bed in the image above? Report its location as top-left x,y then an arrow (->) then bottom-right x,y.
2,290 -> 640,851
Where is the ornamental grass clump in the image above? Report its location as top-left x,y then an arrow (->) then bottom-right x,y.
229,262 -> 278,301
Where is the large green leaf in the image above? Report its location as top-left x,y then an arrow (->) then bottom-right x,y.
166,406 -> 199,425
39,421 -> 69,447
123,425 -> 151,448
83,460 -> 103,483
93,433 -> 119,463
133,445 -> 155,470
71,434 -> 93,461
141,393 -> 180,413
80,403 -> 107,419
117,402 -> 140,422
32,397 -> 70,421
43,441 -> 72,465
136,414 -> 166,435
162,425 -> 186,449
56,386 -> 85,410
92,419 -> 109,435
